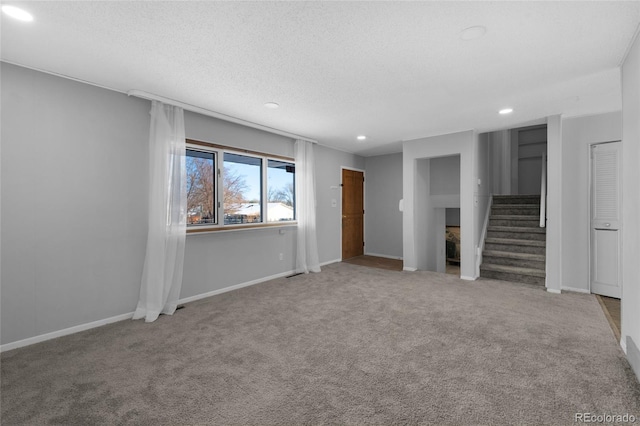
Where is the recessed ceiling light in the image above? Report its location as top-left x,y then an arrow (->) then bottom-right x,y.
357,135 -> 367,141
1,5 -> 34,22
499,108 -> 514,115
460,26 -> 486,41
264,102 -> 279,109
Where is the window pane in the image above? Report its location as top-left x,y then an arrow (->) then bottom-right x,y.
186,149 -> 216,225
267,160 -> 295,222
224,153 -> 262,224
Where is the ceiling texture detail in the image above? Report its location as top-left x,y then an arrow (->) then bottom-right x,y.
2,1 -> 639,156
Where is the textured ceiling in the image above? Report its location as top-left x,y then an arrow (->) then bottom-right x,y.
2,1 -> 639,156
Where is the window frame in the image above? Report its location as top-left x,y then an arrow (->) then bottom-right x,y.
222,151 -> 264,225
186,139 -> 297,234
266,158 -> 296,223
185,148 -> 217,227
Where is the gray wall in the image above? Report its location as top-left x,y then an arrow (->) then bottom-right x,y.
545,115 -> 563,292
183,139 -> 366,295
560,112 -> 622,293
516,126 -> 547,195
621,30 -> 640,378
315,145 -> 366,263
414,158 -> 433,271
186,111 -> 294,158
181,112 -> 298,299
487,130 -> 511,195
430,155 -> 460,196
446,209 -> 460,226
1,63 -> 149,345
1,63 -> 363,347
403,131 -> 478,279
364,153 -> 403,259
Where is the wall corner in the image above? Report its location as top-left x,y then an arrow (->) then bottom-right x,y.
545,115 -> 563,293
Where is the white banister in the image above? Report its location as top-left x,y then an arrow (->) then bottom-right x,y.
476,194 -> 493,278
540,152 -> 547,228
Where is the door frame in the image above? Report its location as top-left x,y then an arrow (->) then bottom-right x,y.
587,140 -> 623,297
341,166 -> 365,261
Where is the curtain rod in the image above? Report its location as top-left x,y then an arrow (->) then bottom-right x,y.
127,90 -> 318,144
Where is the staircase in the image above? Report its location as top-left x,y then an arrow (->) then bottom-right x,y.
480,195 -> 546,286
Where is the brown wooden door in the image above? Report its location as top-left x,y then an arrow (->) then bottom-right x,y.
342,169 -> 364,260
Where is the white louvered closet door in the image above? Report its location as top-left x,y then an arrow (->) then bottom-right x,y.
590,141 -> 622,298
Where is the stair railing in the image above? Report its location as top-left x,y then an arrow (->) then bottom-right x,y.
477,194 -> 493,278
540,152 -> 547,228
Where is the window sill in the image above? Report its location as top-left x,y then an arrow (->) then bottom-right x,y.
187,222 -> 297,235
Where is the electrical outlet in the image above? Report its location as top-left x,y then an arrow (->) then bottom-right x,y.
279,253 -> 284,261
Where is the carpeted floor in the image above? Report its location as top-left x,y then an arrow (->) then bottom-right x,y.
2,263 -> 639,425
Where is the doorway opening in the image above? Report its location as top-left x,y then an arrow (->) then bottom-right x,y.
445,208 -> 461,276
415,155 -> 461,274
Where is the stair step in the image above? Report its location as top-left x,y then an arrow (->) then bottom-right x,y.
493,195 -> 541,205
481,206 -> 548,285
492,204 -> 540,210
482,255 -> 545,270
490,215 -> 539,221
487,229 -> 546,241
490,218 -> 541,227
491,205 -> 540,216
487,225 -> 546,234
485,242 -> 546,255
490,215 -> 541,227
480,268 -> 546,286
482,250 -> 545,262
481,263 -> 545,277
485,237 -> 546,247
485,237 -> 546,254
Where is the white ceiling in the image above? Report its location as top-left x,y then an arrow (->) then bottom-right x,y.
2,1 -> 639,156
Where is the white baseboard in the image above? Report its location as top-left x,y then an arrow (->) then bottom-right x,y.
621,337 -> 627,354
547,288 -> 562,294
403,267 -> 417,272
1,269 -> 299,353
321,258 -> 341,267
560,286 -> 590,294
626,337 -> 640,382
460,275 -> 477,281
177,269 -> 295,305
0,311 -> 135,353
364,252 -> 403,260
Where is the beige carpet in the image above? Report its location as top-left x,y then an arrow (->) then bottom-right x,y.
2,263 -> 639,425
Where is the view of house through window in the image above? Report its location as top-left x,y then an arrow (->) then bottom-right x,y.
223,153 -> 263,224
186,149 -> 216,225
267,160 -> 295,222
186,141 -> 296,229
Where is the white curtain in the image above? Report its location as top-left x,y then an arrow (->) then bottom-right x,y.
133,101 -> 187,322
295,140 -> 321,273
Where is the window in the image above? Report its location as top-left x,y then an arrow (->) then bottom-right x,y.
223,153 -> 263,225
186,149 -> 216,225
185,140 -> 295,231
267,160 -> 295,222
